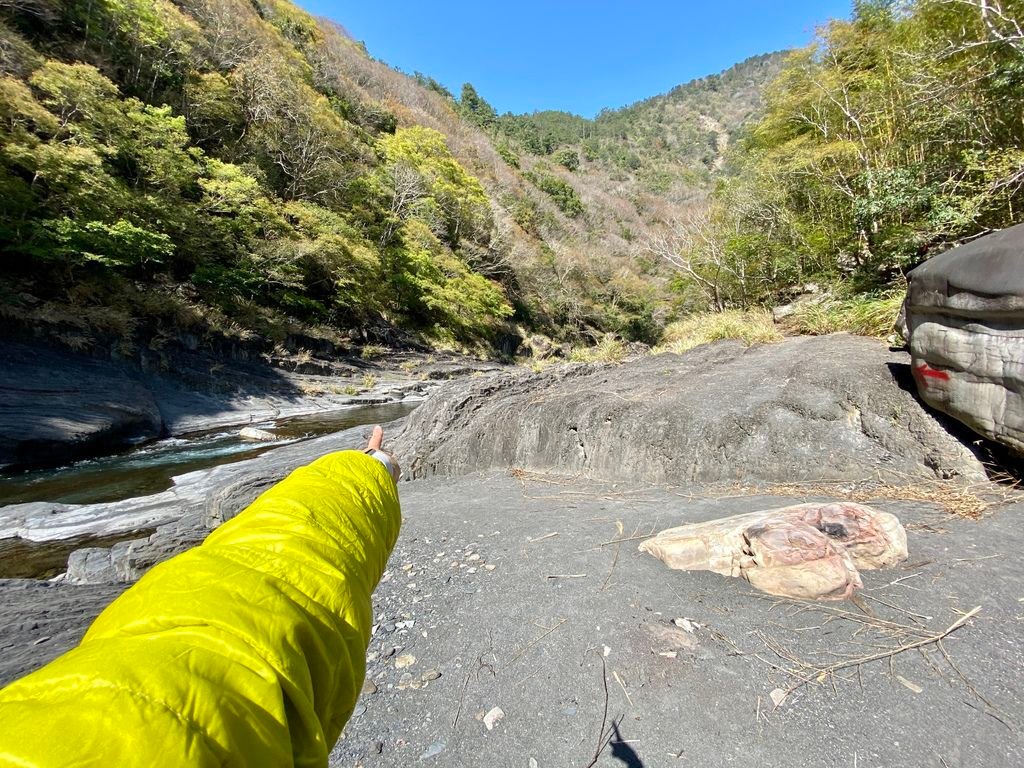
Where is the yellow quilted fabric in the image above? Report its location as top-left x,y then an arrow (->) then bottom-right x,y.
0,450 -> 401,767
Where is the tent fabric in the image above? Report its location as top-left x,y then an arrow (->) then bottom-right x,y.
0,450 -> 401,767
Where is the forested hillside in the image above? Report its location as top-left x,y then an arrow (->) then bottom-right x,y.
493,52 -> 784,203
655,0 -> 1024,316
3,0 -> 1016,363
0,0 -> 777,360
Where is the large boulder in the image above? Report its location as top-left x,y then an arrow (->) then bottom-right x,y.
904,223 -> 1024,454
0,342 -> 164,470
394,335 -> 987,486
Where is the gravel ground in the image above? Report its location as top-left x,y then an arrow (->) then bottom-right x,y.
326,472 -> 1023,768
2,471 -> 1021,768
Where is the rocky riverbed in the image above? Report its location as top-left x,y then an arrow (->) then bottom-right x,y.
0,339 -> 500,472
3,472 -> 1021,767
1,334 -> 1022,767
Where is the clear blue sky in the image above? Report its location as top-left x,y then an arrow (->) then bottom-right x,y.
297,1 -> 852,118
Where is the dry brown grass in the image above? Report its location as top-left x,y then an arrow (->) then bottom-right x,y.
656,310 -> 783,355
506,466 -> 1021,520
733,476 -> 1023,519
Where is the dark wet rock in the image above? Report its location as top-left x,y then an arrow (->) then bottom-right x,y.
0,338 -> 471,472
395,335 -> 986,486
0,342 -> 163,471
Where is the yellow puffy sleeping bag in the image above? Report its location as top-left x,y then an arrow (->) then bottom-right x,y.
0,450 -> 402,767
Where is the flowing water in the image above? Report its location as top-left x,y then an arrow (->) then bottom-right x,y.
0,402 -> 418,578
0,402 -> 418,507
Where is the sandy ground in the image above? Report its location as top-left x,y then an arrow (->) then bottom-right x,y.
332,472 -> 1023,768
2,471 -> 1021,767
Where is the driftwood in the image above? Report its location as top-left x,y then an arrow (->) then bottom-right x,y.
639,502 -> 907,600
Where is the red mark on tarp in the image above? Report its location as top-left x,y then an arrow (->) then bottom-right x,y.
913,363 -> 950,383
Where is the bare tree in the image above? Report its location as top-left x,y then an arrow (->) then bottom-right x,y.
644,208 -> 739,311
378,161 -> 425,247
940,0 -> 1024,53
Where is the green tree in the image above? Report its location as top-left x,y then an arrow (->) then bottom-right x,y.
554,148 -> 579,171
377,125 -> 492,247
459,82 -> 497,129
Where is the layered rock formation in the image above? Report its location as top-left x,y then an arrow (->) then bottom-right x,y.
903,223 -> 1024,454
394,335 -> 986,486
0,343 -> 163,471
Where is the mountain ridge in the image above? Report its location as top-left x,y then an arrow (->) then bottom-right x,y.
0,0 -> 783,361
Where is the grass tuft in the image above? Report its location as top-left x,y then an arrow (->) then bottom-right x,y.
656,309 -> 782,355
568,335 -> 628,364
784,291 -> 904,339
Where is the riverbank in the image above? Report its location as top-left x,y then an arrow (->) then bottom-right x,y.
1,334 -> 1021,766
0,413 -> 413,580
0,338 -> 502,472
2,471 -> 1021,766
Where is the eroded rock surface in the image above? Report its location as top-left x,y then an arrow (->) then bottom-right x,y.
904,222 -> 1024,454
395,335 -> 986,486
639,502 -> 907,600
0,343 -> 163,471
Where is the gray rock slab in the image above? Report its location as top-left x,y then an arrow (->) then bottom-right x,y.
0,343 -> 163,471
394,335 -> 987,486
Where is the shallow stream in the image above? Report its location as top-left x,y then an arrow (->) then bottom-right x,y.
0,402 -> 417,507
0,402 -> 417,579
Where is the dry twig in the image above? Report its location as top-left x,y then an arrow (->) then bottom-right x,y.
772,607 -> 982,701
505,618 -> 567,667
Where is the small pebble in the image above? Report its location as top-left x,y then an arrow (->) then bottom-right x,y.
394,653 -> 416,669
419,740 -> 445,760
361,680 -> 378,695
483,706 -> 505,731
484,564 -> 496,571
421,669 -> 441,681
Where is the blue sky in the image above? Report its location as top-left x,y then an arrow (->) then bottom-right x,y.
297,1 -> 852,118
